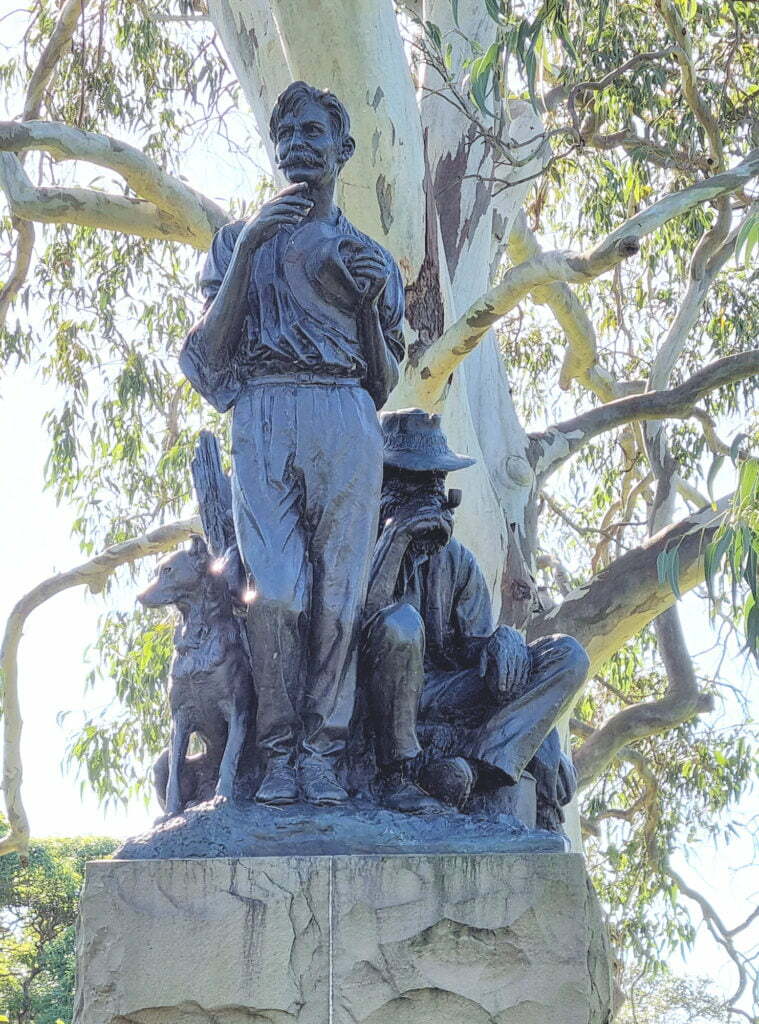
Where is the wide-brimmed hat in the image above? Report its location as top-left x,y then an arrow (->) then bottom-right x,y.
381,409 -> 476,473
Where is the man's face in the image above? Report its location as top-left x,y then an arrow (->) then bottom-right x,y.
274,98 -> 344,189
381,469 -> 453,556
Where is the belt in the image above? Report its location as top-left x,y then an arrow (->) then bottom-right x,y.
244,372 -> 361,388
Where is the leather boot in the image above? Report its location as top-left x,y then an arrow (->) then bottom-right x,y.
255,760 -> 298,805
300,761 -> 349,805
380,759 -> 443,815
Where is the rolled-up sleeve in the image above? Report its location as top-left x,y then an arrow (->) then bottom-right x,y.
378,258 -> 406,366
179,222 -> 243,413
199,222 -> 239,308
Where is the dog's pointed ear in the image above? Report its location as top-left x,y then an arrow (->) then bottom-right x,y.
188,534 -> 210,568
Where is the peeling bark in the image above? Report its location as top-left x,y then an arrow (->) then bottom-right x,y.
418,149 -> 759,399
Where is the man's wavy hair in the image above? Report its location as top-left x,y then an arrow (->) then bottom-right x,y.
269,81 -> 353,162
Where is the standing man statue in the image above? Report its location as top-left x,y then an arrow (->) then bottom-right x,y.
180,82 -> 405,807
361,410 -> 589,827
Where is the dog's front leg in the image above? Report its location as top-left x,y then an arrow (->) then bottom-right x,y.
215,701 -> 250,804
166,708 -> 192,816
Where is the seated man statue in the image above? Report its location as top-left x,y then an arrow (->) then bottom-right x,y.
361,409 -> 590,829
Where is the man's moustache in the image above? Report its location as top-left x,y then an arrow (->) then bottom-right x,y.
281,150 -> 323,168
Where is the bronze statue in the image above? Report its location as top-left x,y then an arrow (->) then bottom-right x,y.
138,535 -> 254,817
360,410 -> 589,829
179,82 -> 405,807
122,86 -> 592,857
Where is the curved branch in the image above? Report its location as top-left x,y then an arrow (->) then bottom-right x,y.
567,48 -> 676,135
0,218 -> 34,329
569,601 -> 715,792
0,516 -> 201,859
664,857 -> 756,1008
0,153 -> 214,246
0,121 -> 227,246
530,350 -> 759,479
0,0 -> 91,326
507,210 -> 618,402
528,497 -> 730,674
585,127 -> 710,174
410,148 -> 759,403
22,0 -> 91,121
657,0 -> 724,171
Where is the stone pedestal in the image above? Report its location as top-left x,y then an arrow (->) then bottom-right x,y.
75,853 -> 613,1024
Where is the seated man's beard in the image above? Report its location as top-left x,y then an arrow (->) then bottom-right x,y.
380,491 -> 453,558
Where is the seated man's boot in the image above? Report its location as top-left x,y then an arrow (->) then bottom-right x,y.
380,759 -> 444,815
420,757 -> 477,811
300,761 -> 349,806
255,760 -> 298,805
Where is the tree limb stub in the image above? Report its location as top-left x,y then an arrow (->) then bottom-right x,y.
0,121 -> 228,247
530,350 -> 759,479
528,497 -> 730,676
411,148 -> 759,404
0,516 -> 201,859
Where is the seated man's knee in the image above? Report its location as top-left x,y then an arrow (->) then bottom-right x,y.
368,602 -> 424,653
553,634 -> 590,682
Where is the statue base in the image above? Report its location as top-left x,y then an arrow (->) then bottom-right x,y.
111,776 -> 553,861
74,852 -> 613,1024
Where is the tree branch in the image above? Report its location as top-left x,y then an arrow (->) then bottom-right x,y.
0,516 -> 201,859
0,121 -> 227,246
507,210 -> 618,402
0,218 -> 34,329
22,0 -> 91,121
0,152 -> 216,246
409,148 -> 759,404
663,856 -> 757,1009
527,497 -> 730,675
584,127 -> 710,174
572,615 -> 714,788
567,48 -> 677,136
643,202 -> 735,534
0,0 -> 91,326
657,0 -> 725,171
529,350 -> 759,479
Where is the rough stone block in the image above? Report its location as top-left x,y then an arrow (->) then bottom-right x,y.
74,853 -> 613,1024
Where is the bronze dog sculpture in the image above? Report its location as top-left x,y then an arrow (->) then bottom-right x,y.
138,536 -> 254,816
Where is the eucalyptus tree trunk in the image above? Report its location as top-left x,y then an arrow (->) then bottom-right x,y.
210,0 -> 545,622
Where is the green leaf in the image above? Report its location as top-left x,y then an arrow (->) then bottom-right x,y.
516,17 -> 531,58
703,527 -> 735,600
424,20 -> 442,49
469,41 -> 500,115
598,0 -> 610,34
738,458 -> 759,506
484,0 -> 503,23
451,0 -> 460,26
706,454 -> 724,503
745,595 -> 759,654
730,432 -> 749,464
657,545 -> 682,600
735,212 -> 759,265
